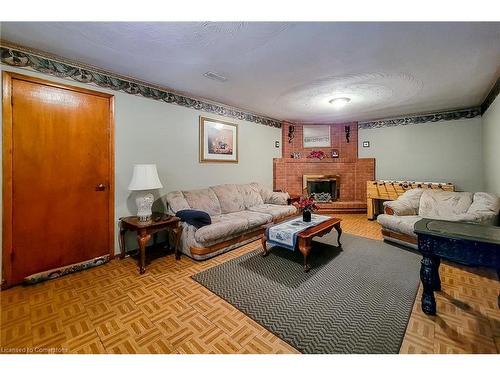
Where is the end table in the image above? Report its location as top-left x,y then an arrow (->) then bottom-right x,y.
119,213 -> 182,274
287,193 -> 301,205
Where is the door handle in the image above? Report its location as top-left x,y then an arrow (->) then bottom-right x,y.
96,183 -> 106,191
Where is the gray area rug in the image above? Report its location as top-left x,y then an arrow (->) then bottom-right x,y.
192,233 -> 421,354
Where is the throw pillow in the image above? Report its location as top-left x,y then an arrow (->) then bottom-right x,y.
176,209 -> 212,228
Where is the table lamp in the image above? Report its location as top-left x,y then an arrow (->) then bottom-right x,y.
128,164 -> 163,222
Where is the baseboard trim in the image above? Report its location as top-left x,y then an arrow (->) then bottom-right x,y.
23,255 -> 110,285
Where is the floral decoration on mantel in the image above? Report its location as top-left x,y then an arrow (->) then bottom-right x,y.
0,44 -> 282,129
307,150 -> 327,159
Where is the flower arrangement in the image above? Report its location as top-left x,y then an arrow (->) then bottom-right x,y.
307,150 -> 326,159
298,196 -> 319,212
298,195 -> 318,222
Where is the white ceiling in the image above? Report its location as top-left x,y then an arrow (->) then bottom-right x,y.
1,22 -> 499,123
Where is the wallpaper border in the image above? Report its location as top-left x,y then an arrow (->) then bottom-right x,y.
481,77 -> 500,115
0,42 -> 283,129
358,107 -> 481,129
1,41 -> 497,130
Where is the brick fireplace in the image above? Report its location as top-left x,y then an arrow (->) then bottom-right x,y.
273,122 -> 375,213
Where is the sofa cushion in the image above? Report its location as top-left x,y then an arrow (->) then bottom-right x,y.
419,190 -> 473,220
210,184 -> 246,213
223,210 -> 273,227
404,188 -> 425,210
465,192 -> 500,225
176,209 -> 211,229
468,192 -> 500,215
194,215 -> 249,244
237,183 -> 264,208
265,191 -> 289,205
248,204 -> 297,220
384,188 -> 424,215
383,199 -> 417,216
166,191 -> 190,213
255,183 -> 289,205
182,188 -> 222,216
377,214 -> 421,238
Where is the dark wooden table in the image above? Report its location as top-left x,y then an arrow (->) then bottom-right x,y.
119,213 -> 182,274
262,216 -> 342,272
414,218 -> 500,315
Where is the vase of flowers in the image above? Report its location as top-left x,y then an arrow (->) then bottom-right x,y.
298,196 -> 318,222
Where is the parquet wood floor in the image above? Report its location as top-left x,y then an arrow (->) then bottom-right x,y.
1,214 -> 498,354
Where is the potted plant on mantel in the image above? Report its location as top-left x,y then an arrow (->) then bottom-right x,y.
298,196 -> 319,222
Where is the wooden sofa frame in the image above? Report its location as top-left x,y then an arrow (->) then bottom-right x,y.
190,210 -> 298,257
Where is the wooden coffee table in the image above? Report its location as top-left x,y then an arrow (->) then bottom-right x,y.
262,216 -> 342,272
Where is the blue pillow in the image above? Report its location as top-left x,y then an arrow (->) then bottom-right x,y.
176,209 -> 211,229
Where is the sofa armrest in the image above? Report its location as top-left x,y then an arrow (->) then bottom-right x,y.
466,193 -> 500,225
456,212 -> 499,226
255,184 -> 290,206
265,191 -> 290,205
383,200 -> 417,216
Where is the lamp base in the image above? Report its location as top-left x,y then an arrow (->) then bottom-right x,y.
136,192 -> 154,222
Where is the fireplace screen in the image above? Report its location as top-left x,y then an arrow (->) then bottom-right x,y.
303,175 -> 339,202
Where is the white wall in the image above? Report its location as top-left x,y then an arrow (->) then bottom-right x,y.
358,117 -> 484,192
0,65 -> 282,267
482,94 -> 500,195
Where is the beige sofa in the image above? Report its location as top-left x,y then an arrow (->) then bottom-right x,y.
166,183 -> 297,260
377,189 -> 500,249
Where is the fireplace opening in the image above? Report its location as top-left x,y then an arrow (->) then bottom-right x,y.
303,175 -> 340,202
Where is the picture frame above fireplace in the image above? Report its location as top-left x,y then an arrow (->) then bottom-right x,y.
303,125 -> 331,148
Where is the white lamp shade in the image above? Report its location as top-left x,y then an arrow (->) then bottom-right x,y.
128,164 -> 163,191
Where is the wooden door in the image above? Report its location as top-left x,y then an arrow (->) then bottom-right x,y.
2,72 -> 114,287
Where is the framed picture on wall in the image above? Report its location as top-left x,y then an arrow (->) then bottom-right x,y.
303,125 -> 331,148
199,116 -> 238,163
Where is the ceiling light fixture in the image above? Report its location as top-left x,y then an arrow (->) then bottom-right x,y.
203,71 -> 228,82
329,97 -> 351,109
